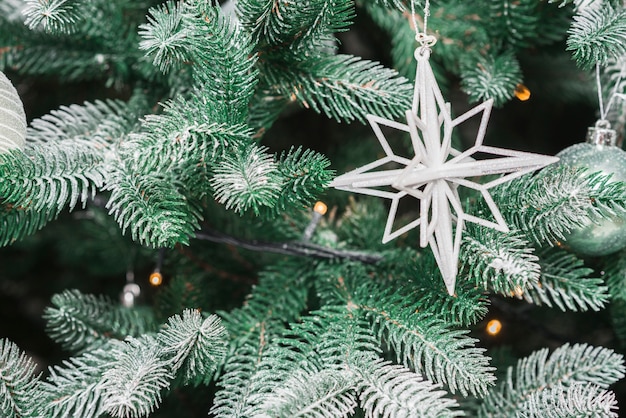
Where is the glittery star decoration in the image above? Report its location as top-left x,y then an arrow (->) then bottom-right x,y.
331,48 -> 558,295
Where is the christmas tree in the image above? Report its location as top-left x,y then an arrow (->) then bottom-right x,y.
2,0 -> 626,416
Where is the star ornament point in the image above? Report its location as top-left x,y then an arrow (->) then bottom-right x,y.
331,54 -> 558,295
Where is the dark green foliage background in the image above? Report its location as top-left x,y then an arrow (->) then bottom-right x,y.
3,0 -> 626,415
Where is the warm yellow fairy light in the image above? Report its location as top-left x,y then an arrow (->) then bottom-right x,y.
486,319 -> 502,336
514,84 -> 531,101
314,201 -> 328,215
149,272 -> 163,286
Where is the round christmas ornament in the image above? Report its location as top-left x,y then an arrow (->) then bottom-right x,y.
0,71 -> 26,154
558,120 -> 626,256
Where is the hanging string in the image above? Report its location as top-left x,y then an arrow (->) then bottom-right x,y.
423,0 -> 430,36
410,0 -> 430,35
596,62 -> 625,121
411,0 -> 435,52
597,63 -> 606,120
410,0 -> 419,35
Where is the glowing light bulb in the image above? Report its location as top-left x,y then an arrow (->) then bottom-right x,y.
514,84 -> 531,101
149,272 -> 163,286
510,286 -> 524,298
486,319 -> 502,336
314,201 -> 328,215
120,283 -> 140,308
303,201 -> 328,240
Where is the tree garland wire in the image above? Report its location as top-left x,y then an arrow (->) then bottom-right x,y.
86,197 -> 382,264
194,229 -> 383,264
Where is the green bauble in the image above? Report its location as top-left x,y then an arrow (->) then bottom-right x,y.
557,138 -> 626,256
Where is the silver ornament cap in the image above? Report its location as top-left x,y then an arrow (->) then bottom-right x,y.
586,119 -> 617,147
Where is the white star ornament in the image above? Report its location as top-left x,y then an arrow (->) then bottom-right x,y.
331,49 -> 558,295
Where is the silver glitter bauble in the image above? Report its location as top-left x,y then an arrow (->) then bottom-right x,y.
557,121 -> 626,256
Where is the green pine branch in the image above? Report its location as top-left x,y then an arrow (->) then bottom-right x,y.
356,358 -> 462,418
461,51 -> 522,106
0,339 -> 40,418
105,156 -> 202,248
211,342 -> 267,418
488,0 -> 539,47
141,2 -> 258,124
522,248 -> 609,311
153,274 -> 214,322
259,54 -> 413,123
211,144 -> 284,216
125,101 -> 251,176
371,0 -> 410,10
138,1 -> 191,74
23,0 -> 85,34
259,369 -> 358,418
478,343 -> 625,417
243,307 -> 374,416
523,382 -> 619,418
263,147 -> 334,216
0,143 -> 105,246
27,99 -> 140,144
35,305 -> 229,417
44,289 -> 158,353
409,273 -> 489,328
132,3 -> 333,226
332,198 -> 392,251
218,260 -> 310,344
0,143 -> 105,213
1,3 -> 144,85
364,1 -> 492,81
534,2 -> 573,46
35,340 -> 124,417
157,309 -> 228,385
492,166 -> 626,246
548,0 -> 601,9
604,252 -> 626,300
567,4 -> 626,69
354,251 -> 489,326
101,337 -> 172,418
214,258 -> 312,415
287,0 -> 354,55
354,284 -> 496,396
361,2 -> 416,81
236,0 -> 353,52
247,83 -> 290,135
0,205 -> 55,247
462,226 -> 541,296
0,98 -> 141,246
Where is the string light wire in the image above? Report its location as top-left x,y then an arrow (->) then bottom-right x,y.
195,229 -> 383,264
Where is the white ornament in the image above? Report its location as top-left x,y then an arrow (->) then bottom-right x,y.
0,71 -> 26,154
331,47 -> 558,295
